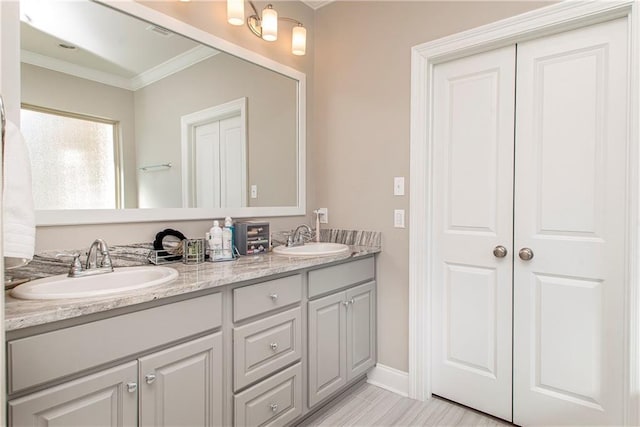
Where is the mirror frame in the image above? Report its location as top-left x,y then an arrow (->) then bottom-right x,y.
34,0 -> 306,226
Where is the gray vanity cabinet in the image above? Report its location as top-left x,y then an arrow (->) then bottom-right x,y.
308,279 -> 376,408
7,293 -> 224,427
9,361 -> 138,426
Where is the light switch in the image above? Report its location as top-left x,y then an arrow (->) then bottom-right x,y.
394,177 -> 405,196
394,209 -> 405,228
251,185 -> 258,199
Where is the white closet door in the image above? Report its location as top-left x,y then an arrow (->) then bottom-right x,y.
513,18 -> 628,426
431,45 -> 516,421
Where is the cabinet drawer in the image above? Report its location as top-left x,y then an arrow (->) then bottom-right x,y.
234,307 -> 301,391
308,257 -> 375,298
233,275 -> 301,322
234,362 -> 302,427
8,292 -> 222,394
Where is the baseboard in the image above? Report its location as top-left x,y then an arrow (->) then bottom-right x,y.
366,363 -> 409,397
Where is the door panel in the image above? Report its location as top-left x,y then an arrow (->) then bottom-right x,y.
8,362 -> 137,426
432,45 -> 516,422
194,122 -> 221,208
513,18 -> 627,426
308,292 -> 347,407
444,263 -> 497,376
139,333 -> 223,427
219,115 -> 246,208
346,281 -> 376,380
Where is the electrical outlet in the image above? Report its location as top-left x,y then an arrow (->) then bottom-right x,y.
251,185 -> 258,199
394,177 -> 405,196
317,208 -> 329,224
394,209 -> 405,228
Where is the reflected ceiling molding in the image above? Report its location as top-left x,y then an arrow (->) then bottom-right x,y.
300,0 -> 334,10
22,45 -> 219,91
130,45 -> 219,90
21,49 -> 133,90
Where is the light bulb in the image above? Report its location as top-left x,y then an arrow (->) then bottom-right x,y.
261,5 -> 278,41
227,0 -> 244,26
292,25 -> 306,56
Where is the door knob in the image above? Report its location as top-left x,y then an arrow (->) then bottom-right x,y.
518,248 -> 534,261
493,245 -> 508,258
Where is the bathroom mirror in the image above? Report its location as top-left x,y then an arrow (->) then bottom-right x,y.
20,0 -> 305,225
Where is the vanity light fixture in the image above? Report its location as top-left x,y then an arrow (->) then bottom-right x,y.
226,0 -> 306,56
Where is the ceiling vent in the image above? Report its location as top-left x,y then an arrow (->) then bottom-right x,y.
146,25 -> 173,38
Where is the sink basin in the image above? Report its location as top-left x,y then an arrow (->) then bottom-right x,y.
272,242 -> 350,257
10,266 -> 179,300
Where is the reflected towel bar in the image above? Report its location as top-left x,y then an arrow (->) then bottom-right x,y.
1,94 -> 6,163
139,162 -> 172,172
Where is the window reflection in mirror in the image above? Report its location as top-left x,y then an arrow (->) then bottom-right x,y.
21,105 -> 122,210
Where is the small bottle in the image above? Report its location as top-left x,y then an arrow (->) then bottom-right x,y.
210,220 -> 223,260
224,217 -> 235,258
222,218 -> 233,260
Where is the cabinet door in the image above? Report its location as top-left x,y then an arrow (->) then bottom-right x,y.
8,361 -> 137,427
346,281 -> 376,381
308,291 -> 347,407
139,333 -> 223,427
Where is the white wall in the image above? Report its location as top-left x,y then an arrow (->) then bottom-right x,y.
314,1 -> 552,372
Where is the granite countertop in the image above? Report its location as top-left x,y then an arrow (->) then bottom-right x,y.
5,243 -> 380,332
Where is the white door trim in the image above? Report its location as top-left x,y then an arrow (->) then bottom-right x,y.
408,1 -> 639,425
180,97 -> 247,208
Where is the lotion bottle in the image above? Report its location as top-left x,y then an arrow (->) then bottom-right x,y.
210,220 -> 223,260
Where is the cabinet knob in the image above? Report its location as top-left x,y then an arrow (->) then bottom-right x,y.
145,373 -> 156,384
270,342 -> 279,351
342,300 -> 350,307
270,403 -> 278,412
126,382 -> 138,393
269,293 -> 278,301
350,298 -> 355,305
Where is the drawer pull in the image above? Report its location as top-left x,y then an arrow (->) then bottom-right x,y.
270,403 -> 278,412
269,293 -> 278,301
270,342 -> 279,351
127,382 -> 137,393
145,373 -> 156,384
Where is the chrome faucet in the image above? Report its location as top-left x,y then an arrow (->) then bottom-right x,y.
58,239 -> 114,278
287,224 -> 313,247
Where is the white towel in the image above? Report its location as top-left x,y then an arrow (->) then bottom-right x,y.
3,120 -> 35,263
